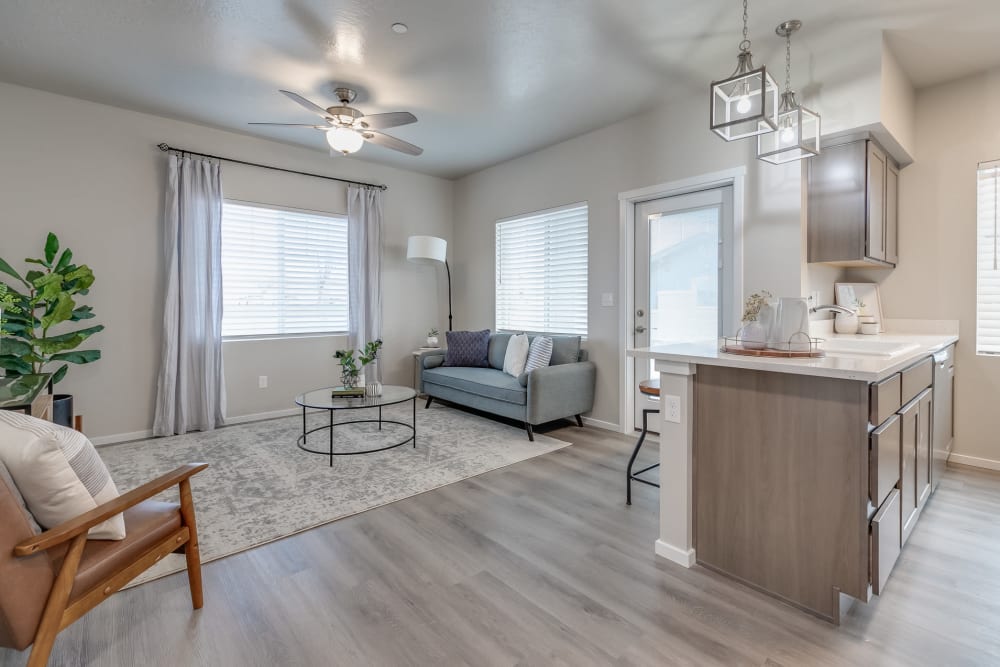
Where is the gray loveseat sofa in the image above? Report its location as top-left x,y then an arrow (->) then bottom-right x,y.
421,333 -> 596,440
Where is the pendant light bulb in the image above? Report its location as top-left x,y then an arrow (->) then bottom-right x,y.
736,95 -> 752,114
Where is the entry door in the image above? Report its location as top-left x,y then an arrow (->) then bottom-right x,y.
633,186 -> 734,430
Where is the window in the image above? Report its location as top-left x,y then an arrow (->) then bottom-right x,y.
978,161 -> 1000,355
221,201 -> 349,338
495,202 -> 588,336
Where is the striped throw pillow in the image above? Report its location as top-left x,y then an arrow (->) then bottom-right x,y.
524,336 -> 553,373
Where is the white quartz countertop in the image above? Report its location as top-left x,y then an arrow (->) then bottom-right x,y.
629,330 -> 959,383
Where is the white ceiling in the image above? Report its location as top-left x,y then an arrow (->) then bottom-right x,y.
2,0 -> 1000,179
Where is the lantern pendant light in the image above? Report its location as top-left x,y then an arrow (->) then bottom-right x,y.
757,20 -> 821,164
710,0 -> 779,141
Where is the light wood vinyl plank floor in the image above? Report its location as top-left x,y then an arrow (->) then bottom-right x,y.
3,424 -> 1000,666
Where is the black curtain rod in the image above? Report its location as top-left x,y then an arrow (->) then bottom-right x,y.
156,143 -> 387,191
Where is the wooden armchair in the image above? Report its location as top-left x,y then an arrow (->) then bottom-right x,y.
0,462 -> 208,667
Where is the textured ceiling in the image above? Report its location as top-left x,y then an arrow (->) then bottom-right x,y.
2,0 -> 999,178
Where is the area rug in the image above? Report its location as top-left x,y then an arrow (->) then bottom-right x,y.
99,402 -> 571,586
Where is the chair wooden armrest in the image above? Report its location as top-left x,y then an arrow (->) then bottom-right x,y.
14,463 -> 208,557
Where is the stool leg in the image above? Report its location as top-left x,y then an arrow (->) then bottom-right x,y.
626,409 -> 651,505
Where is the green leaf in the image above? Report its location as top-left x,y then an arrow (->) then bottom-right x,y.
44,233 -> 59,266
0,355 -> 32,375
64,265 -> 95,292
0,338 -> 32,357
49,349 -> 101,364
0,258 -> 28,287
50,364 -> 69,385
41,292 -> 76,331
32,324 -> 104,354
32,272 -> 63,302
54,248 -> 73,273
25,270 -> 44,284
70,305 -> 95,321
24,257 -> 50,268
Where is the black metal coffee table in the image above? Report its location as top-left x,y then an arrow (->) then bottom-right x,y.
294,385 -> 417,466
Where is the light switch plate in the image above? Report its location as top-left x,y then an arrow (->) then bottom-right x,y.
664,394 -> 681,423
601,292 -> 614,307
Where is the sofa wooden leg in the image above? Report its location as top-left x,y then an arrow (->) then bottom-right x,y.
179,479 -> 204,610
525,423 -> 534,442
424,396 -> 433,409
574,414 -> 583,428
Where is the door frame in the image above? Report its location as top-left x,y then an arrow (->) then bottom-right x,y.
617,167 -> 746,434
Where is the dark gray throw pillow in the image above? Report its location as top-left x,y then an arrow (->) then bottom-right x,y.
443,329 -> 491,367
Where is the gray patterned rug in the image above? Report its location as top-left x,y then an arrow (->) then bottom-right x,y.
99,402 -> 571,586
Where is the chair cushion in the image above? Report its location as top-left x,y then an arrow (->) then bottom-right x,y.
423,367 -> 527,405
503,333 -> 530,377
443,330 -> 490,367
487,333 -> 512,369
49,500 -> 182,602
524,336 -> 553,373
0,411 -> 125,540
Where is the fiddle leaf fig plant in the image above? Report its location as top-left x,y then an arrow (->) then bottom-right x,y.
0,232 -> 103,385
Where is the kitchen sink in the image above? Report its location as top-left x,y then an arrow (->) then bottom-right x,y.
821,339 -> 921,358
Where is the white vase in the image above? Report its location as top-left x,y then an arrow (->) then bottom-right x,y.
365,381 -> 382,397
741,321 -> 768,349
834,312 -> 859,334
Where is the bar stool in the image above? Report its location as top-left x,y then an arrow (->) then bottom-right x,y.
627,378 -> 661,505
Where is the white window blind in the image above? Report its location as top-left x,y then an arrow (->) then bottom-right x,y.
495,202 -> 588,336
221,201 -> 349,338
978,161 -> 1000,355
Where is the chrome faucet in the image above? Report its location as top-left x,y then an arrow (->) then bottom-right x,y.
810,304 -> 855,316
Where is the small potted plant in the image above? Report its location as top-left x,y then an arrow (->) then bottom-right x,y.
426,328 -> 439,348
334,339 -> 383,394
740,290 -> 772,349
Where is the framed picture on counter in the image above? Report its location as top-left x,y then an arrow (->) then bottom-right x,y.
834,282 -> 885,332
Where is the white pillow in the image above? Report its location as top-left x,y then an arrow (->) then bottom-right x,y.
524,336 -> 554,373
0,411 -> 126,540
503,333 -> 530,377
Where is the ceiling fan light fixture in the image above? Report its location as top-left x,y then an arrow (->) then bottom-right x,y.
326,126 -> 364,154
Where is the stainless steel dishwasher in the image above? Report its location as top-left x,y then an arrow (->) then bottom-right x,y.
932,344 -> 955,491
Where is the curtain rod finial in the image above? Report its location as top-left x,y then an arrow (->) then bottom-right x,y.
157,143 -> 170,151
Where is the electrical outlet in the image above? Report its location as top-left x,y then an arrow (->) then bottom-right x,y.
664,394 -> 681,423
808,291 -> 821,308
601,292 -> 614,307
258,375 -> 268,389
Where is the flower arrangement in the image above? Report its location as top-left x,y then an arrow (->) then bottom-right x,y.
741,290 -> 773,323
334,339 -> 383,389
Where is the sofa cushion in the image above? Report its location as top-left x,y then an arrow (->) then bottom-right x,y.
0,411 -> 126,540
443,330 -> 490,367
487,333 -> 513,370
549,336 -> 582,365
423,367 -> 527,405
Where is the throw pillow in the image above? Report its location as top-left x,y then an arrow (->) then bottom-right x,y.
524,336 -> 554,373
0,459 -> 42,534
502,333 -> 530,377
0,411 -> 126,540
443,329 -> 491,367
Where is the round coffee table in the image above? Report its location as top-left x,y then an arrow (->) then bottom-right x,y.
294,385 -> 417,466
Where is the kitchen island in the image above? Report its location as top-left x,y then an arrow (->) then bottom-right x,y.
629,323 -> 958,623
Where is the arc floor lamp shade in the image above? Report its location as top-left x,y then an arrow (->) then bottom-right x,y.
406,235 -> 453,331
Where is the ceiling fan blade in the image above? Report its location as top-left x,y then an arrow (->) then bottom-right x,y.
359,111 -> 417,130
279,90 -> 332,119
248,122 -> 329,128
363,131 -> 423,156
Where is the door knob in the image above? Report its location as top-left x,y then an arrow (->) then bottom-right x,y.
635,325 -> 647,333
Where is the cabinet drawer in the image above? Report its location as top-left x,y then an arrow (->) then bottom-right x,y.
901,357 -> 933,404
870,373 -> 901,426
871,488 -> 902,595
870,414 -> 901,507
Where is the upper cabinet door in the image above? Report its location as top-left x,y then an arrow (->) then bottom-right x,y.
867,141 -> 887,262
886,162 -> 899,266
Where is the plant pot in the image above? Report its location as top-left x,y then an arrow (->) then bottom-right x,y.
426,336 -> 439,347
52,394 -> 74,428
834,312 -> 859,334
741,321 -> 768,350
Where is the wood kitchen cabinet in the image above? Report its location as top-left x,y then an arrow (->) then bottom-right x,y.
807,137 -> 900,267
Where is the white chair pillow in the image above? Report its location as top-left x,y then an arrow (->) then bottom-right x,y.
503,333 -> 530,377
0,411 -> 126,540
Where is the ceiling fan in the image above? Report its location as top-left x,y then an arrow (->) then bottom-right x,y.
250,88 -> 423,157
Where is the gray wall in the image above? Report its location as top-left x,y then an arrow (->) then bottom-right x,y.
0,81 -> 453,441
452,92 -> 804,428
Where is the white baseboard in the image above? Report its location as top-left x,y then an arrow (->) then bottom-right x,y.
948,452 -> 1000,472
91,407 -> 299,447
654,539 -> 696,568
581,416 -> 621,432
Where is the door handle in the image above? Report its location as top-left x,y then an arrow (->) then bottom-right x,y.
635,325 -> 647,333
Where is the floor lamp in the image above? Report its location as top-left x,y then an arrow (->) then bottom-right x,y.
406,235 -> 453,331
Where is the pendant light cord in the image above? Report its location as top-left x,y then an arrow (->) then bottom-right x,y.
739,0 -> 751,53
785,31 -> 792,93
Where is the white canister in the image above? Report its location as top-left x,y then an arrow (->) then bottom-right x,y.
365,381 -> 383,397
860,321 -> 879,335
834,312 -> 859,334
777,297 -> 811,351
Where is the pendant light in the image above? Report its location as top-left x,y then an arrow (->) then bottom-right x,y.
757,20 -> 821,164
710,0 -> 779,141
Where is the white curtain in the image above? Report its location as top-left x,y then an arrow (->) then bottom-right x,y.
153,153 -> 226,436
348,184 -> 384,380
